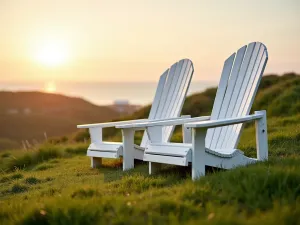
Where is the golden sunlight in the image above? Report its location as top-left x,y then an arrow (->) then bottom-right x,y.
44,81 -> 57,93
34,39 -> 69,67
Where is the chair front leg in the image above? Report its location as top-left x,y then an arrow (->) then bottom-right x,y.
192,128 -> 207,180
122,128 -> 135,171
89,127 -> 103,168
255,110 -> 268,160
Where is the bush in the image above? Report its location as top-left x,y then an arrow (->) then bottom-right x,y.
11,184 -> 28,194
24,177 -> 41,185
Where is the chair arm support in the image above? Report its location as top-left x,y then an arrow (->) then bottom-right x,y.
185,112 -> 264,129
116,116 -> 211,129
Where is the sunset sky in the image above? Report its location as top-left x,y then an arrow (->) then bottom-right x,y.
0,0 -> 299,83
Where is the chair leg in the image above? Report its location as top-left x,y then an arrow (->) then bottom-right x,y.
255,110 -> 268,160
91,157 -> 102,168
192,128 -> 207,180
122,128 -> 135,171
149,162 -> 162,175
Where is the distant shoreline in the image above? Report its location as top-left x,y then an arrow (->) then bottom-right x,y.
0,81 -> 217,106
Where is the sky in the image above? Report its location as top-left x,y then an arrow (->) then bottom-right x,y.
0,0 -> 299,83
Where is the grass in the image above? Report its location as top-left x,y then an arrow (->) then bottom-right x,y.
0,143 -> 88,172
0,115 -> 300,224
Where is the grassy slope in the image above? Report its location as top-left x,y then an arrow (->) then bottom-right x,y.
1,73 -> 300,224
0,114 -> 300,224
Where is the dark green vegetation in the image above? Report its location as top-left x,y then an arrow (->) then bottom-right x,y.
123,72 -> 300,118
0,91 -> 119,150
0,73 -> 300,224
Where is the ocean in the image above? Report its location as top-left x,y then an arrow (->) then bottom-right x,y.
0,81 -> 217,106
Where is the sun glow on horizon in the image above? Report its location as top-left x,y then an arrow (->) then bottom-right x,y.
33,38 -> 70,67
44,81 -> 57,93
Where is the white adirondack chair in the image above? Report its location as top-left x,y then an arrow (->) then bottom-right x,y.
117,42 -> 268,180
77,59 -> 194,171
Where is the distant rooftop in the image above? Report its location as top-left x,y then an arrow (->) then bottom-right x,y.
114,100 -> 129,105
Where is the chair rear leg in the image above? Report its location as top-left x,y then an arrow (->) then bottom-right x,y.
149,162 -> 162,175
91,157 -> 102,168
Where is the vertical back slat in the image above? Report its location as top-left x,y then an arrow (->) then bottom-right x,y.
161,60 -> 185,119
206,42 -> 268,153
224,44 -> 265,149
217,42 -> 256,148
154,63 -> 178,120
228,47 -> 268,148
140,70 -> 168,147
160,60 -> 184,139
141,59 -> 194,147
170,60 -> 193,119
209,45 -> 247,149
219,42 -> 259,149
148,70 -> 169,120
161,59 -> 186,141
205,53 -> 236,146
163,59 -> 193,141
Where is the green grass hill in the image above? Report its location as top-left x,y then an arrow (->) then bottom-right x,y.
0,73 -> 299,224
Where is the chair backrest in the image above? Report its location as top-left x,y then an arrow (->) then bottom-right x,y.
140,59 -> 194,147
206,42 -> 268,150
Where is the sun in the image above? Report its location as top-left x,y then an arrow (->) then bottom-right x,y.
44,81 -> 57,93
34,39 -> 69,67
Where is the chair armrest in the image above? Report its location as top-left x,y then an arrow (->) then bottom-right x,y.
77,118 -> 149,128
116,116 -> 211,129
77,115 -> 191,129
185,113 -> 264,129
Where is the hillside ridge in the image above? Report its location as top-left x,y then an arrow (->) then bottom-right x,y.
0,91 -> 120,149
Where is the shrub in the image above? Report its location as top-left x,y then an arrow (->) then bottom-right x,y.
24,177 -> 41,185
11,184 -> 28,194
